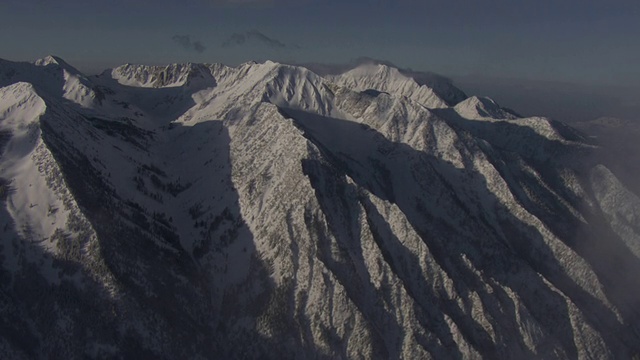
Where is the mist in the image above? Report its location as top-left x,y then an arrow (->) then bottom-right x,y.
452,74 -> 640,123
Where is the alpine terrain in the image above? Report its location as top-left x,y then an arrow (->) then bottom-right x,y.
0,56 -> 639,359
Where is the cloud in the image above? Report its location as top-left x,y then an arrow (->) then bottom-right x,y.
172,35 -> 206,53
221,30 -> 299,50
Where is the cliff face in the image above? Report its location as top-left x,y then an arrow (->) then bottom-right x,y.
0,57 -> 639,359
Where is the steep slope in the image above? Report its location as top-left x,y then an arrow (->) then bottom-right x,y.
0,57 -> 639,359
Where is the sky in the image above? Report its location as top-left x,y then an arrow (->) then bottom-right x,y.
1,0 -> 639,120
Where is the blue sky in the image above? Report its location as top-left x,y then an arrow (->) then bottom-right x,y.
1,0 -> 639,87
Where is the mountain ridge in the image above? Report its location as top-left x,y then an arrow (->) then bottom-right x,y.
0,55 -> 639,359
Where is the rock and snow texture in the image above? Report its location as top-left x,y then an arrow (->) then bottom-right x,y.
0,56 -> 639,359
328,63 -> 451,109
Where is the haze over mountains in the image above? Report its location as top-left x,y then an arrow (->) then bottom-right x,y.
454,74 -> 640,124
0,55 -> 639,359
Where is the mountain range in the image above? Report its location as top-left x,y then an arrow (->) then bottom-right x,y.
0,55 -> 639,359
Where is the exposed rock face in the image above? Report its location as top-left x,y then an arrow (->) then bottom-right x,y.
0,56 -> 639,359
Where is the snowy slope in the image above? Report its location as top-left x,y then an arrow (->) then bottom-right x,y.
0,56 -> 639,359
327,63 -> 452,109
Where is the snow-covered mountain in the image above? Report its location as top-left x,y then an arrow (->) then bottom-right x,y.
1,56 -> 639,359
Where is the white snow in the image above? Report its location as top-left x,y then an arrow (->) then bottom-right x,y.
328,63 -> 450,109
0,55 -> 638,358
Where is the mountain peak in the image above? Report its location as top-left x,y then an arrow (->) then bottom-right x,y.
349,62 -> 404,78
329,63 -> 450,108
454,95 -> 519,120
34,55 -> 61,66
33,55 -> 85,78
33,55 -> 71,68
